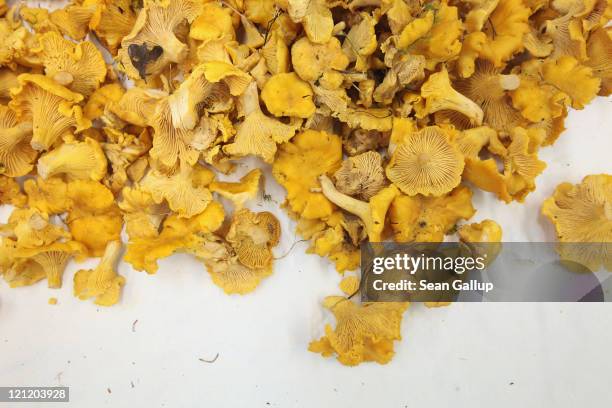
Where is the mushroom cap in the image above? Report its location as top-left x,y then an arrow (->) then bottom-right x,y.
291,37 -> 349,82
118,0 -> 203,79
38,31 -> 107,97
149,98 -> 200,171
287,0 -> 334,44
272,130 -> 342,220
458,219 -> 503,243
206,256 -> 273,295
140,163 -> 213,219
9,74 -> 87,151
309,296 -> 408,366
37,137 -> 107,181
4,207 -> 70,249
261,72 -> 315,118
342,12 -> 378,71
262,30 -> 290,75
333,151 -> 386,200
542,55 -> 601,109
74,241 -> 125,306
408,1 -> 463,68
89,0 -> 137,54
189,2 -> 234,42
119,186 -> 167,240
453,61 -> 522,131
389,185 -> 476,242
209,168 -> 262,209
386,126 -> 464,197
123,201 -> 225,274
542,174 -> 612,271
477,0 -> 531,67
226,209 -> 281,269
223,82 -> 298,163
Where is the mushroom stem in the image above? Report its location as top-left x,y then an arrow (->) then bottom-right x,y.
422,69 -> 484,125
498,74 -> 520,91
99,241 -> 123,271
53,72 -> 75,87
319,175 -> 370,222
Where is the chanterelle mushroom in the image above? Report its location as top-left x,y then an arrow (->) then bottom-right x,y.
333,151 -> 386,200
542,174 -> 612,272
386,126 -> 464,197
420,67 -> 484,126
118,0 -> 203,79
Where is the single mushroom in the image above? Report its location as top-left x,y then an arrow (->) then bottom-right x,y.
386,126 -> 464,197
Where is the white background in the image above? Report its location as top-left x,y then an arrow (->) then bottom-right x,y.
1,1 -> 612,407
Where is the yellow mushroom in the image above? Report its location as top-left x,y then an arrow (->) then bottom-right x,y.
542,56 -> 601,109
453,61 -> 521,131
319,174 -> 399,242
48,2 -> 96,40
454,126 -> 496,159
9,240 -> 84,289
458,219 -> 503,264
189,2 -> 234,42
464,0 -> 499,33
0,175 -> 26,207
478,0 -> 530,67
262,30 -> 290,75
333,151 -> 386,200
88,0 -> 137,55
124,201 -> 224,274
397,10 -> 434,49
209,168 -> 262,209
261,72 -> 316,118
107,87 -> 166,127
37,31 -> 107,97
118,186 -> 167,240
149,97 -> 201,171
409,1 -> 463,68
1,208 -> 70,249
37,138 -> 107,181
386,126 -> 464,197
9,74 -> 89,151
542,174 -> 612,271
223,82 -> 298,163
200,234 -> 274,295
287,0 -> 334,44
291,37 -> 349,82
118,0 -> 203,79
420,68 -> 484,126
585,27 -> 611,96
0,105 -> 36,177
272,130 -> 342,220
309,297 -> 408,366
140,162 -> 213,219
226,209 -> 281,269
503,127 -> 547,201
389,186 -> 476,242
65,180 -> 123,257
200,61 -> 252,97
74,240 -> 126,306
342,13 -> 378,71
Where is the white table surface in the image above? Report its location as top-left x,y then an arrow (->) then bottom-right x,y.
1,1 -> 612,406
